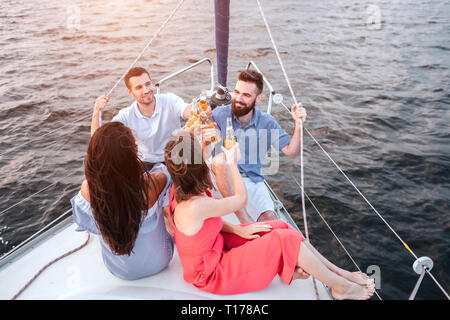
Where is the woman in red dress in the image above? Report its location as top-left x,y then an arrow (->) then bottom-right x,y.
164,130 -> 374,299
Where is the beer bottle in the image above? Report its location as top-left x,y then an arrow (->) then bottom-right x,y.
225,117 -> 236,149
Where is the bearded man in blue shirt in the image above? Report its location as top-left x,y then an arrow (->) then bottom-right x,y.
211,69 -> 306,223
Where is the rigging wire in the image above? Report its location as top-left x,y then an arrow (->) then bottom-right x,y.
0,208 -> 72,260
2,0 -> 187,300
99,0 -> 186,125
255,0 -> 309,243
293,177 -> 382,300
0,169 -> 77,220
0,0 -> 187,218
255,0 -> 321,299
275,99 -> 419,257
276,99 -> 449,299
0,0 -> 186,159
105,0 -> 186,98
1,0 -> 447,300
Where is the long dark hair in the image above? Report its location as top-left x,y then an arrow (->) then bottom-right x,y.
85,121 -> 153,255
164,130 -> 213,202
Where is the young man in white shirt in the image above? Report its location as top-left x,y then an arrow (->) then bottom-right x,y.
91,67 -> 211,170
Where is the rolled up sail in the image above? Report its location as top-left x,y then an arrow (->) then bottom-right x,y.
214,0 -> 230,87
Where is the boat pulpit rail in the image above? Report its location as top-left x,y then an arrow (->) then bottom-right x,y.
155,58 -> 215,95
246,61 -> 275,115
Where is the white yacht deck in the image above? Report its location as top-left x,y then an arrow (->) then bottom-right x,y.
0,212 -> 330,300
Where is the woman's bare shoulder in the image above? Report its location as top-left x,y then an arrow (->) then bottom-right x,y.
146,171 -> 167,208
80,180 -> 90,203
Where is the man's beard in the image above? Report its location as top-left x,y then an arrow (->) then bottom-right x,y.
137,92 -> 154,105
231,98 -> 256,117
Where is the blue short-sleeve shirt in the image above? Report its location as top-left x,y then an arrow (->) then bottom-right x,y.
211,105 -> 291,183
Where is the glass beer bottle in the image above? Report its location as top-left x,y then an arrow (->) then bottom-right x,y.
225,117 -> 236,149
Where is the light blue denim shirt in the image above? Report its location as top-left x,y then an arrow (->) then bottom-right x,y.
211,105 -> 291,183
70,164 -> 174,280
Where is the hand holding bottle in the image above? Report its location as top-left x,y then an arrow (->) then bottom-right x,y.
225,117 -> 236,149
221,143 -> 240,166
201,122 -> 221,144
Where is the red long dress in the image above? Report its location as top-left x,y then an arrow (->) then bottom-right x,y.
169,186 -> 305,295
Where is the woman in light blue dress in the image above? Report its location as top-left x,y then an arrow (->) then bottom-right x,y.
70,121 -> 174,280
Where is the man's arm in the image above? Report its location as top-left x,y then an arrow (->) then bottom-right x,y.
91,95 -> 109,136
281,104 -> 307,159
182,102 -> 212,120
182,104 -> 192,120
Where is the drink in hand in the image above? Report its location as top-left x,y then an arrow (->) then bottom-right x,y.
225,117 -> 236,149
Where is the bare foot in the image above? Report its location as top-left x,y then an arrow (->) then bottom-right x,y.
338,270 -> 372,287
332,280 -> 375,300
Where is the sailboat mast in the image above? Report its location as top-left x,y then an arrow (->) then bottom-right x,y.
214,0 -> 230,87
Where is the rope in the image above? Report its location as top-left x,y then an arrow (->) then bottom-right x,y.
279,100 -> 449,299
104,0 -> 186,96
255,0 -> 420,275
0,0 -> 186,158
294,177 -> 382,300
11,232 -> 90,300
274,98 -> 419,258
101,0 -> 185,124
303,126 -> 420,258
255,0 -> 309,242
255,0 -> 316,299
1,1 -> 186,215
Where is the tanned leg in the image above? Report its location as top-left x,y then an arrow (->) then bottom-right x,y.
296,243 -> 375,300
302,241 -> 371,286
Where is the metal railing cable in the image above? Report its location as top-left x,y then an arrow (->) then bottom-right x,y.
293,177 -> 382,300
0,171 -> 76,219
0,0 -> 186,159
105,0 -> 185,98
275,99 -> 449,299
99,0 -> 186,125
256,0 -> 325,300
305,126 -> 447,300
304,127 -> 419,259
425,270 -> 449,300
255,0 -> 309,241
254,0 -> 426,276
255,0 -> 318,299
0,0 -> 186,220
0,208 -> 73,260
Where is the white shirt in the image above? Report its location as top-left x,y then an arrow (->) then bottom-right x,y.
112,93 -> 187,162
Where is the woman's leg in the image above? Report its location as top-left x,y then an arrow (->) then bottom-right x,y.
297,242 -> 374,300
302,241 -> 370,286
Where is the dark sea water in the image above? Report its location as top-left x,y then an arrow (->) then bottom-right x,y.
0,0 -> 448,300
